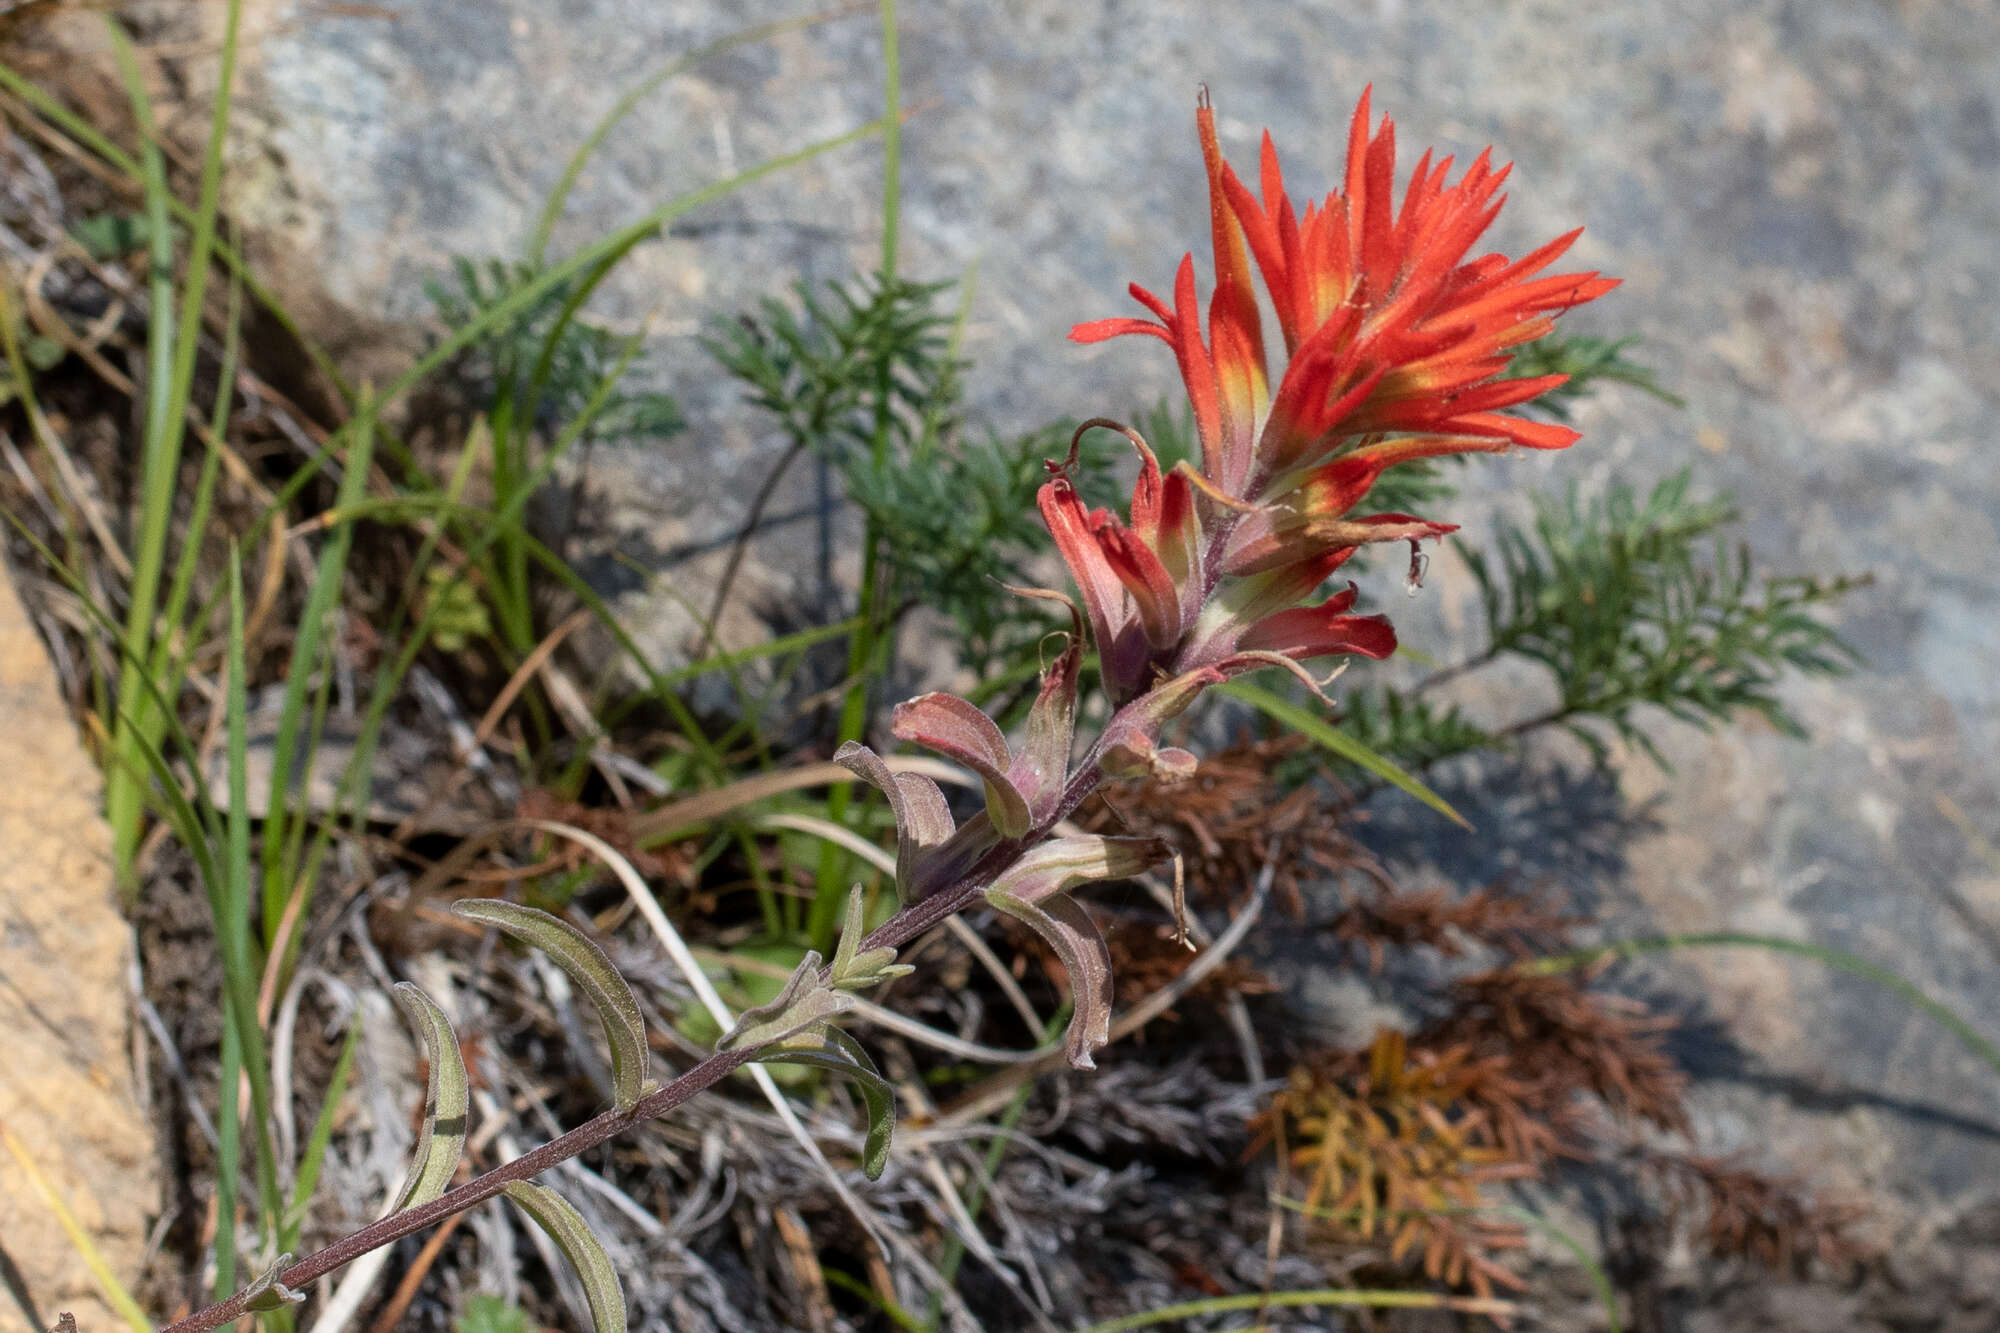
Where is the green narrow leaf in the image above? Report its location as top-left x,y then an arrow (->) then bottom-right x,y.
263,394 -> 375,943
1069,1287 -> 1516,1332
1529,932 -> 2000,1082
451,900 -> 650,1112
220,548 -> 283,1262
389,983 -> 469,1211
527,6 -> 861,263
282,1015 -> 362,1245
1270,1196 -> 1622,1333
830,886 -> 867,982
502,1182 -> 627,1333
720,978 -> 855,1052
1219,679 -> 1471,830
754,1027 -> 896,1179
828,884 -> 912,992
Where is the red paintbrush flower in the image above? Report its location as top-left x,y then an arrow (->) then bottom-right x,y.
1045,89 -> 1616,708
1074,87 -> 1617,499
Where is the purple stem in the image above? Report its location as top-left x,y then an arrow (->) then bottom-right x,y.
164,692 -> 1176,1333
158,1045 -> 757,1333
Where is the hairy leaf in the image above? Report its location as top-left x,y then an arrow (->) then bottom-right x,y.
723,985 -> 856,1052
986,888 -> 1114,1068
390,983 -> 468,1211
756,1026 -> 896,1178
833,741 -> 955,897
1005,585 -> 1082,817
718,949 -> 858,1051
986,833 -> 1166,907
240,1253 -> 303,1313
503,1182 -> 627,1333
828,885 -> 913,991
891,692 -> 1033,838
453,900 -> 650,1113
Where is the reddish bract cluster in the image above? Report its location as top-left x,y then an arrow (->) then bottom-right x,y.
1050,89 -> 1617,705
856,90 -> 1616,1071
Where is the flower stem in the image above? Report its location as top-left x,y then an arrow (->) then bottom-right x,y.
158,1045 -> 757,1333
164,691 -> 1143,1333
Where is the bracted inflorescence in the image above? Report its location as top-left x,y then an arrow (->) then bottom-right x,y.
837,88 -> 1617,1069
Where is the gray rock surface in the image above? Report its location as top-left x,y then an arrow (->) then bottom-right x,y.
239,0 -> 1996,1292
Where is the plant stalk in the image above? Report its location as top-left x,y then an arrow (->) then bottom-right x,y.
160,680 -> 1150,1332
158,1044 -> 759,1333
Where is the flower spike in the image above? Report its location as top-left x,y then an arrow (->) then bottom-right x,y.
1047,89 -> 1613,719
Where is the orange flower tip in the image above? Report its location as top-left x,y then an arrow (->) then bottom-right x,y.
1389,519 -> 1460,539
1506,372 -> 1572,397
1488,417 -> 1581,450
1070,317 -> 1168,346
1130,280 -> 1176,323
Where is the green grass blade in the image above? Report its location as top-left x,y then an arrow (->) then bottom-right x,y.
223,549 -> 284,1245
0,1123 -> 154,1333
102,0 -> 244,890
261,399 -> 374,946
280,1015 -> 361,1249
213,993 -> 243,1298
1528,931 -> 2000,1081
101,16 -> 182,888
1269,1195 -> 1620,1333
1492,1205 -> 1621,1333
381,117 -> 889,421
876,0 -> 901,278
526,4 -> 866,264
657,617 -> 862,688
1070,1287 -> 1516,1332
153,281 -> 238,694
1218,678 -> 1471,829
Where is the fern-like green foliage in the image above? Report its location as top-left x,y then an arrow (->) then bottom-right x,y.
707,272 -> 1124,663
1503,334 -> 1685,422
1277,335 -> 1860,782
1460,470 -> 1863,766
427,257 -> 684,444
1340,689 -> 1498,774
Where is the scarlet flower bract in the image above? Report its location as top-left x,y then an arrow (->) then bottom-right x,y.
1048,89 -> 1617,704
